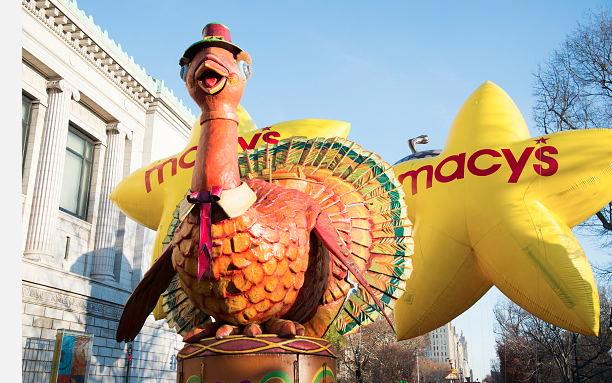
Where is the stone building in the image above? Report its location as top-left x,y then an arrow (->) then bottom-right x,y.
424,322 -> 472,381
21,0 -> 196,381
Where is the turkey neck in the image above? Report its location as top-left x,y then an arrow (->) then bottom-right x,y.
191,117 -> 241,193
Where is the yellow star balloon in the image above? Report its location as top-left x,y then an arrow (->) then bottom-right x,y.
110,105 -> 350,319
393,81 -> 612,339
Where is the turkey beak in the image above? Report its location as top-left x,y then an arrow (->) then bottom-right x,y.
194,54 -> 231,95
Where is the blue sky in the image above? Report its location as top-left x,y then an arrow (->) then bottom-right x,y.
19,0 -> 612,380
73,0 -> 610,157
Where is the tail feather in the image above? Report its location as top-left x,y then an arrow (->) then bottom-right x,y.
300,137 -> 330,166
313,213 -> 395,331
313,139 -> 345,171
257,143 -> 271,172
277,136 -> 306,165
340,294 -> 384,328
161,275 -> 210,337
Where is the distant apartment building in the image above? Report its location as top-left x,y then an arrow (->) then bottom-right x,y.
21,0 -> 196,381
424,322 -> 472,380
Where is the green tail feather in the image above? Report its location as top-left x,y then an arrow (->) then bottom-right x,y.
161,275 -> 210,337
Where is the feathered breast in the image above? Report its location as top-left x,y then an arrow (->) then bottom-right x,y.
171,178 -> 321,326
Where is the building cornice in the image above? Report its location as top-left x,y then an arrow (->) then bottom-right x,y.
22,280 -> 124,321
22,0 -> 196,124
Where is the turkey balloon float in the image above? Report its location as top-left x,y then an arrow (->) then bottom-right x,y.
114,23 -> 413,344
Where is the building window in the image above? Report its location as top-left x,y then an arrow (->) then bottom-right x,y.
22,95 -> 32,169
60,126 -> 93,220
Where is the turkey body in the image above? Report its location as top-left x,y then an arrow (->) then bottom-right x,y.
172,178 -> 329,328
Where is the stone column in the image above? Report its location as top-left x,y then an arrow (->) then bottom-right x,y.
24,79 -> 80,263
90,122 -> 132,281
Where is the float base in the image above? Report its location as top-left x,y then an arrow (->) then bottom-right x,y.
176,335 -> 337,383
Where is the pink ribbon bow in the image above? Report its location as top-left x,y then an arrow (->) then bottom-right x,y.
187,186 -> 224,281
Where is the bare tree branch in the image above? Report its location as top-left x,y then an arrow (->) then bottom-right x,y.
494,290 -> 612,383
533,7 -> 612,255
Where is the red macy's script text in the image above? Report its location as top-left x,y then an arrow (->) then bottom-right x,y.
397,145 -> 558,195
144,128 -> 281,193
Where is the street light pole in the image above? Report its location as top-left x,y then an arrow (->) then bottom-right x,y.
125,342 -> 132,383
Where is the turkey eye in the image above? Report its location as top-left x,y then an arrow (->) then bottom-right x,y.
239,61 -> 250,79
180,64 -> 189,82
